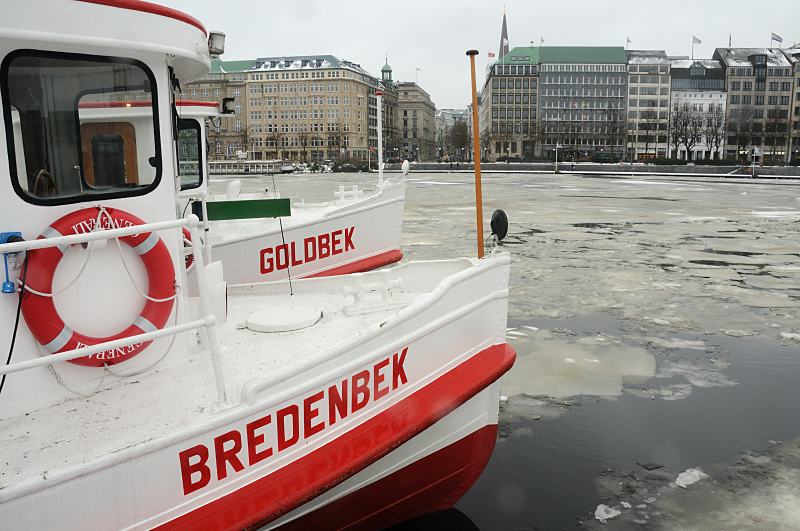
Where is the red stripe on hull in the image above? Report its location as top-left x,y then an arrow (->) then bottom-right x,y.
79,0 -> 207,35
305,249 -> 403,278
156,344 -> 515,530
276,425 -> 498,531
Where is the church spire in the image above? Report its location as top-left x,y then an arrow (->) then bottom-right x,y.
498,9 -> 510,59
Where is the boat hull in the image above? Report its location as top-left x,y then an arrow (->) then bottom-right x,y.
270,386 -> 502,530
155,344 -> 514,530
210,182 -> 405,285
0,255 -> 512,531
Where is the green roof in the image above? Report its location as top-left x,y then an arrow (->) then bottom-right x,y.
496,47 -> 540,65
498,46 -> 627,65
210,58 -> 257,74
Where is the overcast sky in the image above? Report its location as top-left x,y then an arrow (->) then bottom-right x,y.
162,0 -> 799,109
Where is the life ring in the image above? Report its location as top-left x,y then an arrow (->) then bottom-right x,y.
21,207 -> 176,367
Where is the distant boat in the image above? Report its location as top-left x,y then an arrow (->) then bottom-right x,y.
176,102 -> 406,285
280,161 -> 295,174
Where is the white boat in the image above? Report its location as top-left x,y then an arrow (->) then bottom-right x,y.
0,2 -> 514,530
174,102 -> 406,285
208,159 -> 283,176
280,161 -> 295,174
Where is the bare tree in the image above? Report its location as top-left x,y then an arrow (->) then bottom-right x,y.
325,122 -> 349,161
704,105 -> 726,160
672,102 -> 703,160
297,130 -> 310,162
727,106 -> 755,163
606,108 -> 627,161
523,120 -> 541,160
451,121 -> 470,159
638,106 -> 660,160
764,106 -> 788,165
480,127 -> 492,162
667,103 -> 684,158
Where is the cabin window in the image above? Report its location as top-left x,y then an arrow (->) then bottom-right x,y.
177,119 -> 202,190
1,50 -> 160,205
91,133 -> 125,185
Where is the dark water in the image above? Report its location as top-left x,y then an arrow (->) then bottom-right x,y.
219,172 -> 800,529
456,319 -> 800,530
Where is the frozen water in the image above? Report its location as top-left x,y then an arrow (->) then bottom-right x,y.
499,329 -> 655,400
780,331 -> 800,342
644,337 -> 707,350
675,467 -> 709,488
594,504 -> 621,523
585,439 -> 800,530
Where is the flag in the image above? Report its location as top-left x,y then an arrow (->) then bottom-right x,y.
692,36 -> 702,45
488,52 -> 496,58
771,32 -> 783,43
626,37 -> 632,44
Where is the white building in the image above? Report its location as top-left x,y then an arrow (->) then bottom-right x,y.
626,50 -> 671,160
668,59 -> 728,160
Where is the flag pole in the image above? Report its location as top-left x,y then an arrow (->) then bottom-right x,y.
466,49 -> 484,259
376,90 -> 384,188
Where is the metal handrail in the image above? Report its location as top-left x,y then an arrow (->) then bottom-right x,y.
0,213 -> 228,404
0,217 -> 195,254
0,318 -> 211,376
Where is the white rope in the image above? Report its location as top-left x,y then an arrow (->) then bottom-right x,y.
42,293 -> 181,389
104,293 -> 181,378
18,208 -> 107,297
45,358 -> 107,398
98,207 -> 177,304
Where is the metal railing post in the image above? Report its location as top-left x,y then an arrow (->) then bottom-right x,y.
187,214 -> 228,404
199,190 -> 212,264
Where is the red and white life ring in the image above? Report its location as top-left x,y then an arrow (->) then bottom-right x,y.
21,207 -> 176,367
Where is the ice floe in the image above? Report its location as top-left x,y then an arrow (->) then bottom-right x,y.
500,330 -> 655,399
594,504 -> 621,523
675,467 -> 709,488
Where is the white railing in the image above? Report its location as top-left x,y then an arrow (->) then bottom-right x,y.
176,190 -> 212,264
0,214 -> 228,404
